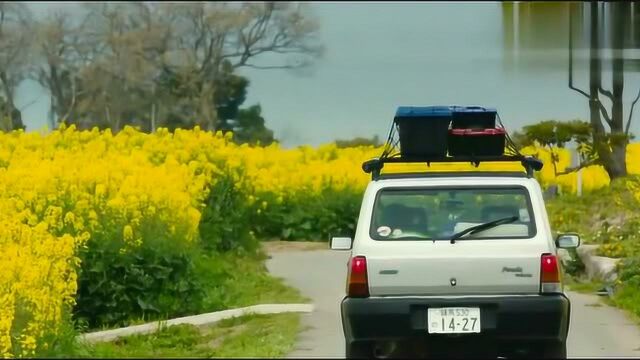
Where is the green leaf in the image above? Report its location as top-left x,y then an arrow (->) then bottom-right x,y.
136,298 -> 160,313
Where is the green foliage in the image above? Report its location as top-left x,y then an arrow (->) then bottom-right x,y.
562,248 -> 585,276
35,313 -> 85,358
594,218 -> 640,258
514,119 -> 595,172
252,186 -> 363,241
616,257 -> 640,286
521,119 -> 592,148
546,175 -> 640,319
230,105 -> 275,146
335,135 -> 382,148
199,171 -> 259,254
216,61 -> 251,126
612,257 -> 640,319
74,244 -> 205,330
72,169 -> 271,330
546,176 -> 640,240
161,61 -> 275,146
195,252 -> 307,311
74,245 -> 304,331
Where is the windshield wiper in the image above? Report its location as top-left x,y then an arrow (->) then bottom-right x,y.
449,216 -> 519,244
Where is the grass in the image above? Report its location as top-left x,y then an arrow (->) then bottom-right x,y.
74,313 -> 301,358
565,277 -> 604,294
40,251 -> 309,358
262,240 -> 328,253
73,252 -> 308,335
611,284 -> 640,322
546,177 -> 640,253
546,178 -> 640,322
199,252 -> 310,310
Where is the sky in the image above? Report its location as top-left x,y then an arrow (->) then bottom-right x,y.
15,2 -> 640,147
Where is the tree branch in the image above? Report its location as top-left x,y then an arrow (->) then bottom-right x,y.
556,158 -> 600,176
244,6 -> 271,48
192,7 -> 206,57
598,86 -> 614,100
568,6 -> 590,99
18,96 -> 42,111
200,30 -> 219,74
60,74 -> 77,124
242,63 -> 294,70
625,87 -> 640,136
597,99 -> 613,127
567,9 -> 614,129
568,65 -> 589,98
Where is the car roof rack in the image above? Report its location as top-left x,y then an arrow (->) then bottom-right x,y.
362,154 -> 544,181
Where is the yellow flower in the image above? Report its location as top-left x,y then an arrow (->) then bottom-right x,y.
123,225 -> 134,242
0,123 -> 634,357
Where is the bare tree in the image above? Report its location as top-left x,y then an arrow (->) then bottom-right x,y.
159,1 -> 323,130
31,9 -> 92,129
31,1 -> 323,134
568,1 -> 638,179
0,2 -> 33,131
504,2 -> 639,181
71,3 -> 172,131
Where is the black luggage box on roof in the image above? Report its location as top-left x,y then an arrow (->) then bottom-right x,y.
451,106 -> 497,129
393,106 -> 451,157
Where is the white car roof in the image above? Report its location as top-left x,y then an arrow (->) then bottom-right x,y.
370,172 -> 539,190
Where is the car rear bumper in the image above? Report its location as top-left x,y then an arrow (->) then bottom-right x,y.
341,294 -> 570,346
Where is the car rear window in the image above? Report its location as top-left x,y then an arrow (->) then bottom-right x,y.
370,186 -> 536,241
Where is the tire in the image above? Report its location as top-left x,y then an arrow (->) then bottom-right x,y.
502,341 -> 566,359
345,342 -> 372,359
541,342 -> 567,359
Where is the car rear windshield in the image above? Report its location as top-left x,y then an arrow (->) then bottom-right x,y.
370,187 -> 536,241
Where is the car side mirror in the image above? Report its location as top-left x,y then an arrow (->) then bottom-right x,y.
556,233 -> 580,249
330,237 -> 352,250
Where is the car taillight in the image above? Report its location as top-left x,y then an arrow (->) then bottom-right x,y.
540,254 -> 562,294
347,256 -> 369,298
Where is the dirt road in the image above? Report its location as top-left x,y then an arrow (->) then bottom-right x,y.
267,248 -> 640,358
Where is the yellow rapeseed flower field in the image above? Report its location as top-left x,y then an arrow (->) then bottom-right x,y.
0,124 -> 637,357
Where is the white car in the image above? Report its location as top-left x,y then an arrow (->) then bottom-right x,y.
331,170 -> 580,359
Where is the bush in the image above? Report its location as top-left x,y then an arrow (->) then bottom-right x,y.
74,244 -> 204,329
611,257 -> 640,318
251,186 -> 363,241
199,169 -> 258,254
562,248 -> 585,276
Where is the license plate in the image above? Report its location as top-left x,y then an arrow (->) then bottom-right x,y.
427,307 -> 481,334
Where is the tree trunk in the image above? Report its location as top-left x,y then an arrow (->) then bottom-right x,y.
105,105 -> 112,130
548,145 -> 559,177
150,83 -> 156,133
48,105 -> 56,130
199,81 -> 217,131
151,102 -> 156,132
50,65 -> 66,124
606,1 -> 628,179
0,71 -> 20,130
586,1 -> 626,180
588,2 -> 608,170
